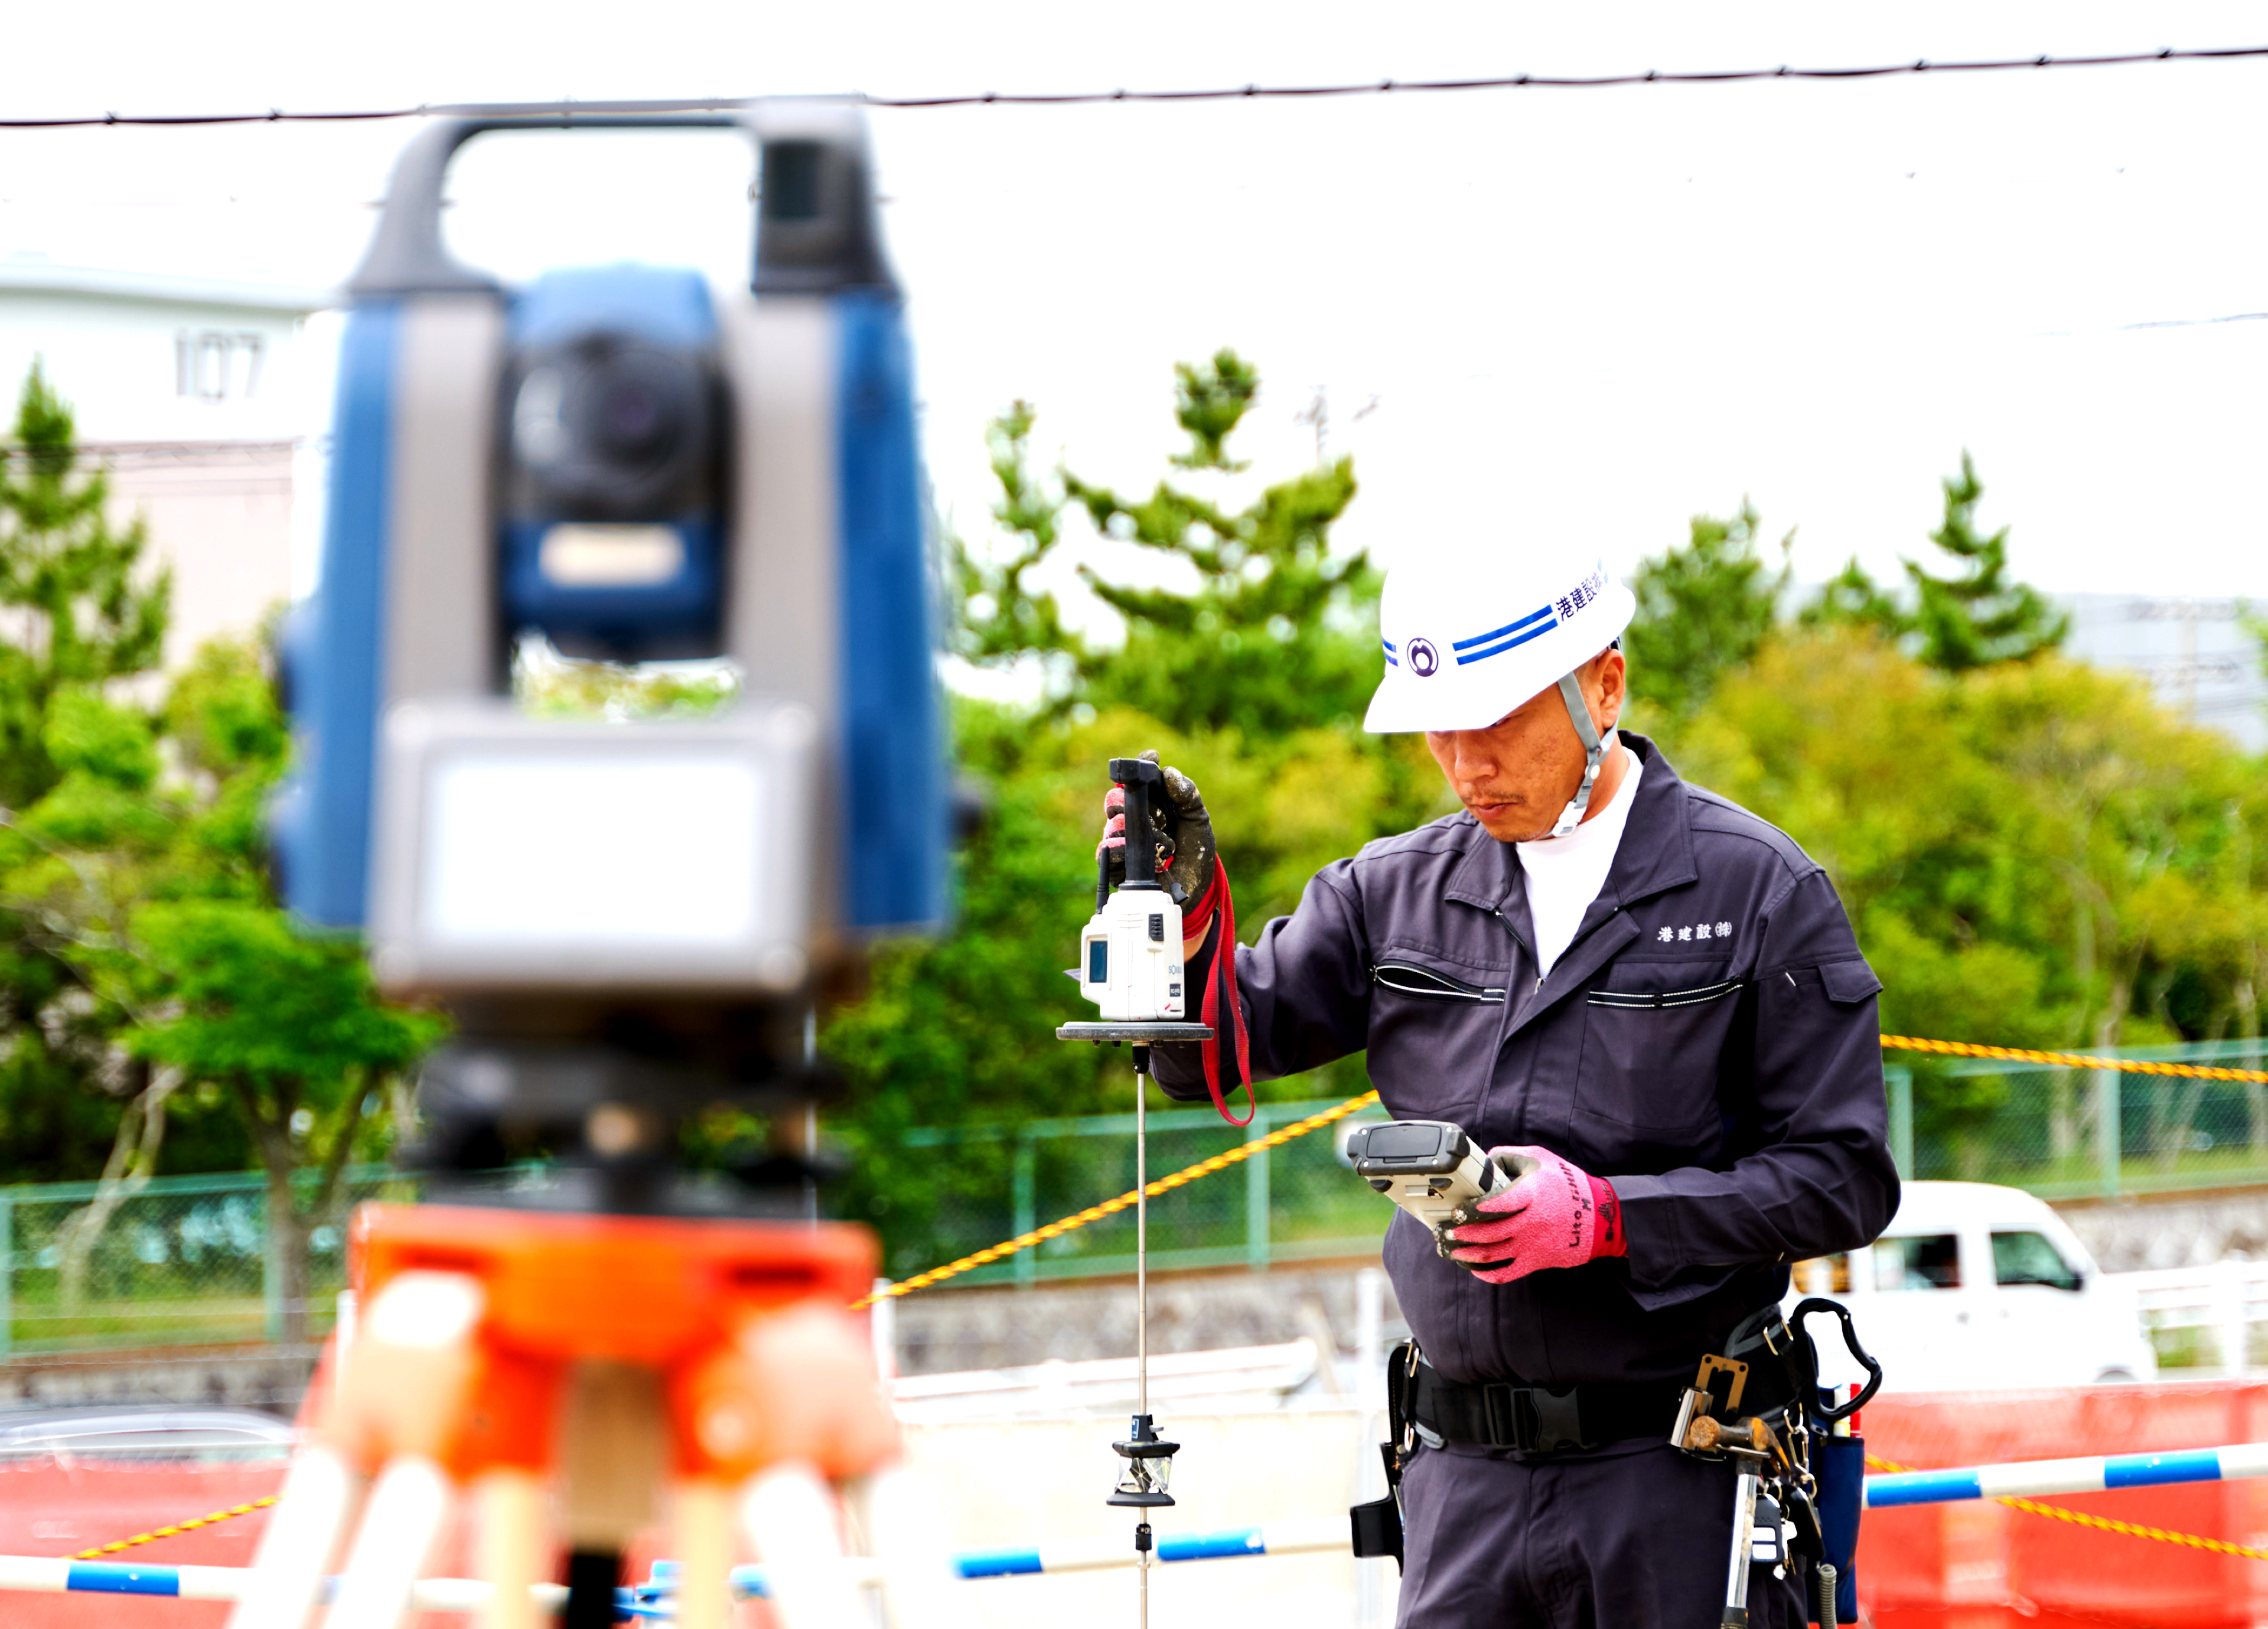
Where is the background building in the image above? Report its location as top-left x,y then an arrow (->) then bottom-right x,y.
2060,593 -> 2266,753
0,258 -> 334,667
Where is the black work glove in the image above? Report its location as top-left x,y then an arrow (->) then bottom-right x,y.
1096,748 -> 1218,910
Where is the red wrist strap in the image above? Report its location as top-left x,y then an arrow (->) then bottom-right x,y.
1196,858 -> 1254,1128
1181,861 -> 1221,938
1589,1175 -> 1626,1258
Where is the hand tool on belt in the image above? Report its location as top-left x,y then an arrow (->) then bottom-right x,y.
1666,1300 -> 1881,1629
1349,1300 -> 1882,1628
1344,1336 -> 1801,1572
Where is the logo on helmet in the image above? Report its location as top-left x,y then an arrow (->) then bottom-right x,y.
1407,638 -> 1441,677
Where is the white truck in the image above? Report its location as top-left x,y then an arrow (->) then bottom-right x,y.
1788,1180 -> 2157,1393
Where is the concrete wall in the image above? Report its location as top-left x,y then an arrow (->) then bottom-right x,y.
894,1263 -> 1407,1377
2057,1189 -> 2268,1273
0,1344 -> 317,1416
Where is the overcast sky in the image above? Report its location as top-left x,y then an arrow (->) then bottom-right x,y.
5,2 -> 2267,638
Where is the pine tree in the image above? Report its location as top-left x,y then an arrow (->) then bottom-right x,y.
0,364 -> 172,1181
1800,556 -> 1908,641
1624,501 -> 1791,719
0,363 -> 171,807
956,350 -> 1374,734
1904,451 -> 2067,672
1068,351 -> 1370,732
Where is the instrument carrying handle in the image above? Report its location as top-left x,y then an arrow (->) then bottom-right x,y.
1790,1297 -> 1882,1422
1108,757 -> 1168,888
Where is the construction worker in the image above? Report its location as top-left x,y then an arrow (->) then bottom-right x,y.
1100,540 -> 1898,1627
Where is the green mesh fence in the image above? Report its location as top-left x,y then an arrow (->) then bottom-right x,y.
8,1038 -> 2262,1354
0,1167 -> 413,1355
1891,1039 -> 2268,1200
900,1099 -> 1396,1287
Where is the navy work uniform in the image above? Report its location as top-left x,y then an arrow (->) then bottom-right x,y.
1155,731 -> 1899,1628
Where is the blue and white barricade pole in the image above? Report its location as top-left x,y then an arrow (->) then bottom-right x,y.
630,1518 -> 1348,1608
0,1558 -> 562,1610
22,1453 -> 2268,1620
1864,1442 -> 2268,1508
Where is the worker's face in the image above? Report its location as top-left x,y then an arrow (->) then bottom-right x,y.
1425,650 -> 1625,844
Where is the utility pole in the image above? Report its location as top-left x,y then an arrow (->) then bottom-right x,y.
1294,386 -> 1328,466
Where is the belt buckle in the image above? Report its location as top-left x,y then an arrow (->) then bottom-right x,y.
1480,1383 -> 1528,1450
1482,1384 -> 1589,1453
1527,1386 -> 1590,1452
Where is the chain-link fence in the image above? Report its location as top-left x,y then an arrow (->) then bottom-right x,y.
5,1040 -> 2260,1354
900,1098 -> 1397,1287
0,1167 -> 413,1355
1889,1038 -> 2268,1200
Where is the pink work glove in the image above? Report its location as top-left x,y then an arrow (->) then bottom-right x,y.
1446,1145 -> 1627,1285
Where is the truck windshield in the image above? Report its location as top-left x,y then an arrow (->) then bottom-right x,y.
1992,1230 -> 2082,1292
1873,1233 -> 1960,1290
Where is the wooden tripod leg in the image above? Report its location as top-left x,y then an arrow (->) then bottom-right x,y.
328,1452 -> 454,1629
673,1479 -> 736,1629
475,1468 -> 547,1629
225,1443 -> 365,1629
854,1467 -> 972,1629
742,1462 -> 864,1629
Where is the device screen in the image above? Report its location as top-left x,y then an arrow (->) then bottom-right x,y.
1362,1122 -> 1451,1160
1088,940 -> 1109,983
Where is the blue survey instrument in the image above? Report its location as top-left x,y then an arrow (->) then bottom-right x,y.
271,106 -> 944,997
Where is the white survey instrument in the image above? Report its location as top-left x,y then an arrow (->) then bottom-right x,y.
1078,888 -> 1187,1021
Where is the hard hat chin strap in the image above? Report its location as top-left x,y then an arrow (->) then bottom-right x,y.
1547,672 -> 1606,838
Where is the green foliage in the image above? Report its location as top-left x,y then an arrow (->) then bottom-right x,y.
513,642 -> 740,719
0,363 -> 170,807
955,350 -> 1377,735
0,361 -> 439,1337
834,351 -> 1433,1269
1667,627 -> 2263,1159
131,901 -> 435,1125
1625,501 -> 1790,722
1167,349 -> 1259,472
1800,452 -> 2066,673
3,630 -> 442,1335
0,367 -> 174,1180
949,403 -> 1084,682
1800,556 -> 1907,641
1907,453 -> 2068,672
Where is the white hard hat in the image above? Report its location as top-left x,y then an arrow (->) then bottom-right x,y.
1364,542 -> 1636,735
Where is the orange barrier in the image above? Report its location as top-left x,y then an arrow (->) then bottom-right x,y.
1863,1381 -> 2268,1628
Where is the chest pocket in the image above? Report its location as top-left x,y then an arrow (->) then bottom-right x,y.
1367,953 -> 1508,1120
1373,960 -> 1506,1005
1573,965 -> 1747,1167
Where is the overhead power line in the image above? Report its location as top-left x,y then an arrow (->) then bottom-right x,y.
4,44 -> 2267,128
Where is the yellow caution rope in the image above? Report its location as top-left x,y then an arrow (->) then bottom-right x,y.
1880,1036 -> 2268,1084
1866,1455 -> 2268,1561
80,1037 -> 2263,1562
72,1496 -> 279,1559
853,1089 -> 1383,1308
861,1035 -> 2267,1309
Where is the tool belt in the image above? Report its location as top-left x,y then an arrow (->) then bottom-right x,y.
1401,1354 -> 1794,1454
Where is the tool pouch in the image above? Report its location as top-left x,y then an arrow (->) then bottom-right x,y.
1350,1342 -> 1412,1571
1783,1299 -> 1881,1626
1719,1299 -> 1880,1624
1808,1408 -> 1863,1626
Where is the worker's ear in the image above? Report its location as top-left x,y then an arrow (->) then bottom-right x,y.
1592,647 -> 1627,729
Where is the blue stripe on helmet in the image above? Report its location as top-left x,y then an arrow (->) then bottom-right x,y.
1455,614 -> 1559,665
1453,605 -> 1553,651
